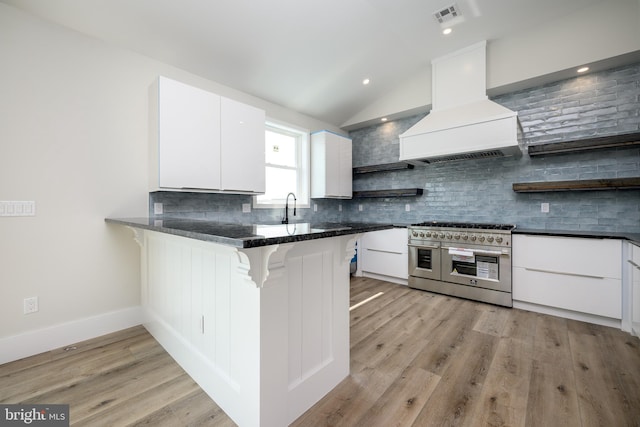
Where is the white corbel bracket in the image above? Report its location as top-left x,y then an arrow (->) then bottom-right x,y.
126,226 -> 144,248
235,243 -> 295,288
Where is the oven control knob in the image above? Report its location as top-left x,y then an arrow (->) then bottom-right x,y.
439,233 -> 445,239
470,235 -> 476,241
412,231 -> 418,237
419,232 -> 424,237
462,234 -> 468,240
454,233 -> 460,240
446,233 -> 452,239
478,236 -> 485,242
487,236 -> 494,243
496,236 -> 503,243
425,231 -> 432,237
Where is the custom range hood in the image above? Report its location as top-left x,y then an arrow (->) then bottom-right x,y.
399,41 -> 521,163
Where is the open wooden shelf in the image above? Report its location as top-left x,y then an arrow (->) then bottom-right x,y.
352,188 -> 424,198
528,132 -> 640,156
353,162 -> 415,175
512,177 -> 640,192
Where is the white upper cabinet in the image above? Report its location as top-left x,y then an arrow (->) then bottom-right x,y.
150,76 -> 265,193
154,76 -> 222,190
311,131 -> 352,199
220,97 -> 266,193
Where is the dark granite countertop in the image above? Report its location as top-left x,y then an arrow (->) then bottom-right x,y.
513,228 -> 640,246
105,217 -> 395,248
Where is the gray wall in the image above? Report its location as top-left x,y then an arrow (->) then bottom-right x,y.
151,62 -> 640,233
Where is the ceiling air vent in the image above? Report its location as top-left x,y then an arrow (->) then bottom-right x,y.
433,4 -> 462,24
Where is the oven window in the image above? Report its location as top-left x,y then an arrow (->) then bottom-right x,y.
451,255 -> 499,280
417,249 -> 433,270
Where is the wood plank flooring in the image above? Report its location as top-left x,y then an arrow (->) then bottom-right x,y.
2,276 -> 639,426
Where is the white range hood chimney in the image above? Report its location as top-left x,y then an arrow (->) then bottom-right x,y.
399,41 -> 521,163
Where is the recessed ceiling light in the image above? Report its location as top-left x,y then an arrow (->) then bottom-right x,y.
577,66 -> 589,73
362,78 -> 370,85
442,28 -> 452,35
381,117 -> 388,122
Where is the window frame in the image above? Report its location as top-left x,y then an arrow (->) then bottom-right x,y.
253,119 -> 310,209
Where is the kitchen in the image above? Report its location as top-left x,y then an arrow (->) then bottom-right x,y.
1,0 -> 640,426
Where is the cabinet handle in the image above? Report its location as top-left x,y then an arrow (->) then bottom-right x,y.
442,246 -> 509,257
524,267 -> 605,279
366,248 -> 403,255
408,244 -> 440,249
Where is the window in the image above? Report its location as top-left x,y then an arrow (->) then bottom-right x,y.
254,121 -> 309,208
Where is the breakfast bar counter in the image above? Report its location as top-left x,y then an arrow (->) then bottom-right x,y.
106,217 -> 393,427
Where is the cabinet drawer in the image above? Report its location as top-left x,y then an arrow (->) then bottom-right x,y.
513,235 -> 621,279
361,228 -> 408,254
513,266 -> 621,319
361,249 -> 408,280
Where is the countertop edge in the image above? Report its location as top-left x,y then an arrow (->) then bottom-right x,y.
513,228 -> 640,246
105,218 -> 396,248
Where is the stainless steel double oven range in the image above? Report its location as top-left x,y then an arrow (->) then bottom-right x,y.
408,221 -> 515,307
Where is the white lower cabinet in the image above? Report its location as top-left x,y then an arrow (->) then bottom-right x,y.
359,228 -> 408,285
629,243 -> 640,336
513,234 -> 622,322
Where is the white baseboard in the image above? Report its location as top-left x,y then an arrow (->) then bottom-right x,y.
0,306 -> 144,365
362,271 -> 408,286
513,300 -> 621,330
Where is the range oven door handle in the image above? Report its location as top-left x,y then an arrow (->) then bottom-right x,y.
442,246 -> 509,257
408,243 -> 440,249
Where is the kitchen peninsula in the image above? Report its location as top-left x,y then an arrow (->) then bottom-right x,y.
106,217 -> 393,427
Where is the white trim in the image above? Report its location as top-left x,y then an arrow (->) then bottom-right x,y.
0,306 -> 144,365
362,271 -> 408,286
513,300 -> 622,330
255,119 -> 310,209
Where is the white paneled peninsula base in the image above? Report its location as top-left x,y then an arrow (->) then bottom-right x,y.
110,220 -> 388,427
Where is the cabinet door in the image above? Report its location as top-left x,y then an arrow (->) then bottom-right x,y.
158,77 -> 221,189
339,136 -> 352,198
311,131 -> 352,199
324,135 -> 342,197
220,97 -> 266,193
632,244 -> 640,336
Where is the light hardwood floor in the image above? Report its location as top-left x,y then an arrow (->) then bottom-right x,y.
2,276 -> 639,426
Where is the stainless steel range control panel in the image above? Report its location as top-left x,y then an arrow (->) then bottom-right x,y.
409,227 -> 512,247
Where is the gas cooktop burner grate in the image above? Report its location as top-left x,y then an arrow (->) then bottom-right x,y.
411,221 -> 516,231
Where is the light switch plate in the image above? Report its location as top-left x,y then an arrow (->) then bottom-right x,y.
153,203 -> 163,215
242,203 -> 251,213
0,201 -> 36,217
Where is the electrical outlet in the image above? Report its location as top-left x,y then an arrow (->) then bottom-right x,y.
358,204 -> 363,212
338,204 -> 342,212
314,204 -> 318,212
242,203 -> 251,213
541,202 -> 550,213
405,204 -> 411,212
24,297 -> 38,314
153,203 -> 163,215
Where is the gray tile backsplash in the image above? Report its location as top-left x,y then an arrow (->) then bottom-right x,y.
151,62 -> 640,233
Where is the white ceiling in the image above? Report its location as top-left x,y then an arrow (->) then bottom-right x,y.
1,0 -> 609,127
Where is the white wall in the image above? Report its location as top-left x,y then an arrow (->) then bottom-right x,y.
0,3 -> 340,360
341,0 -> 640,129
